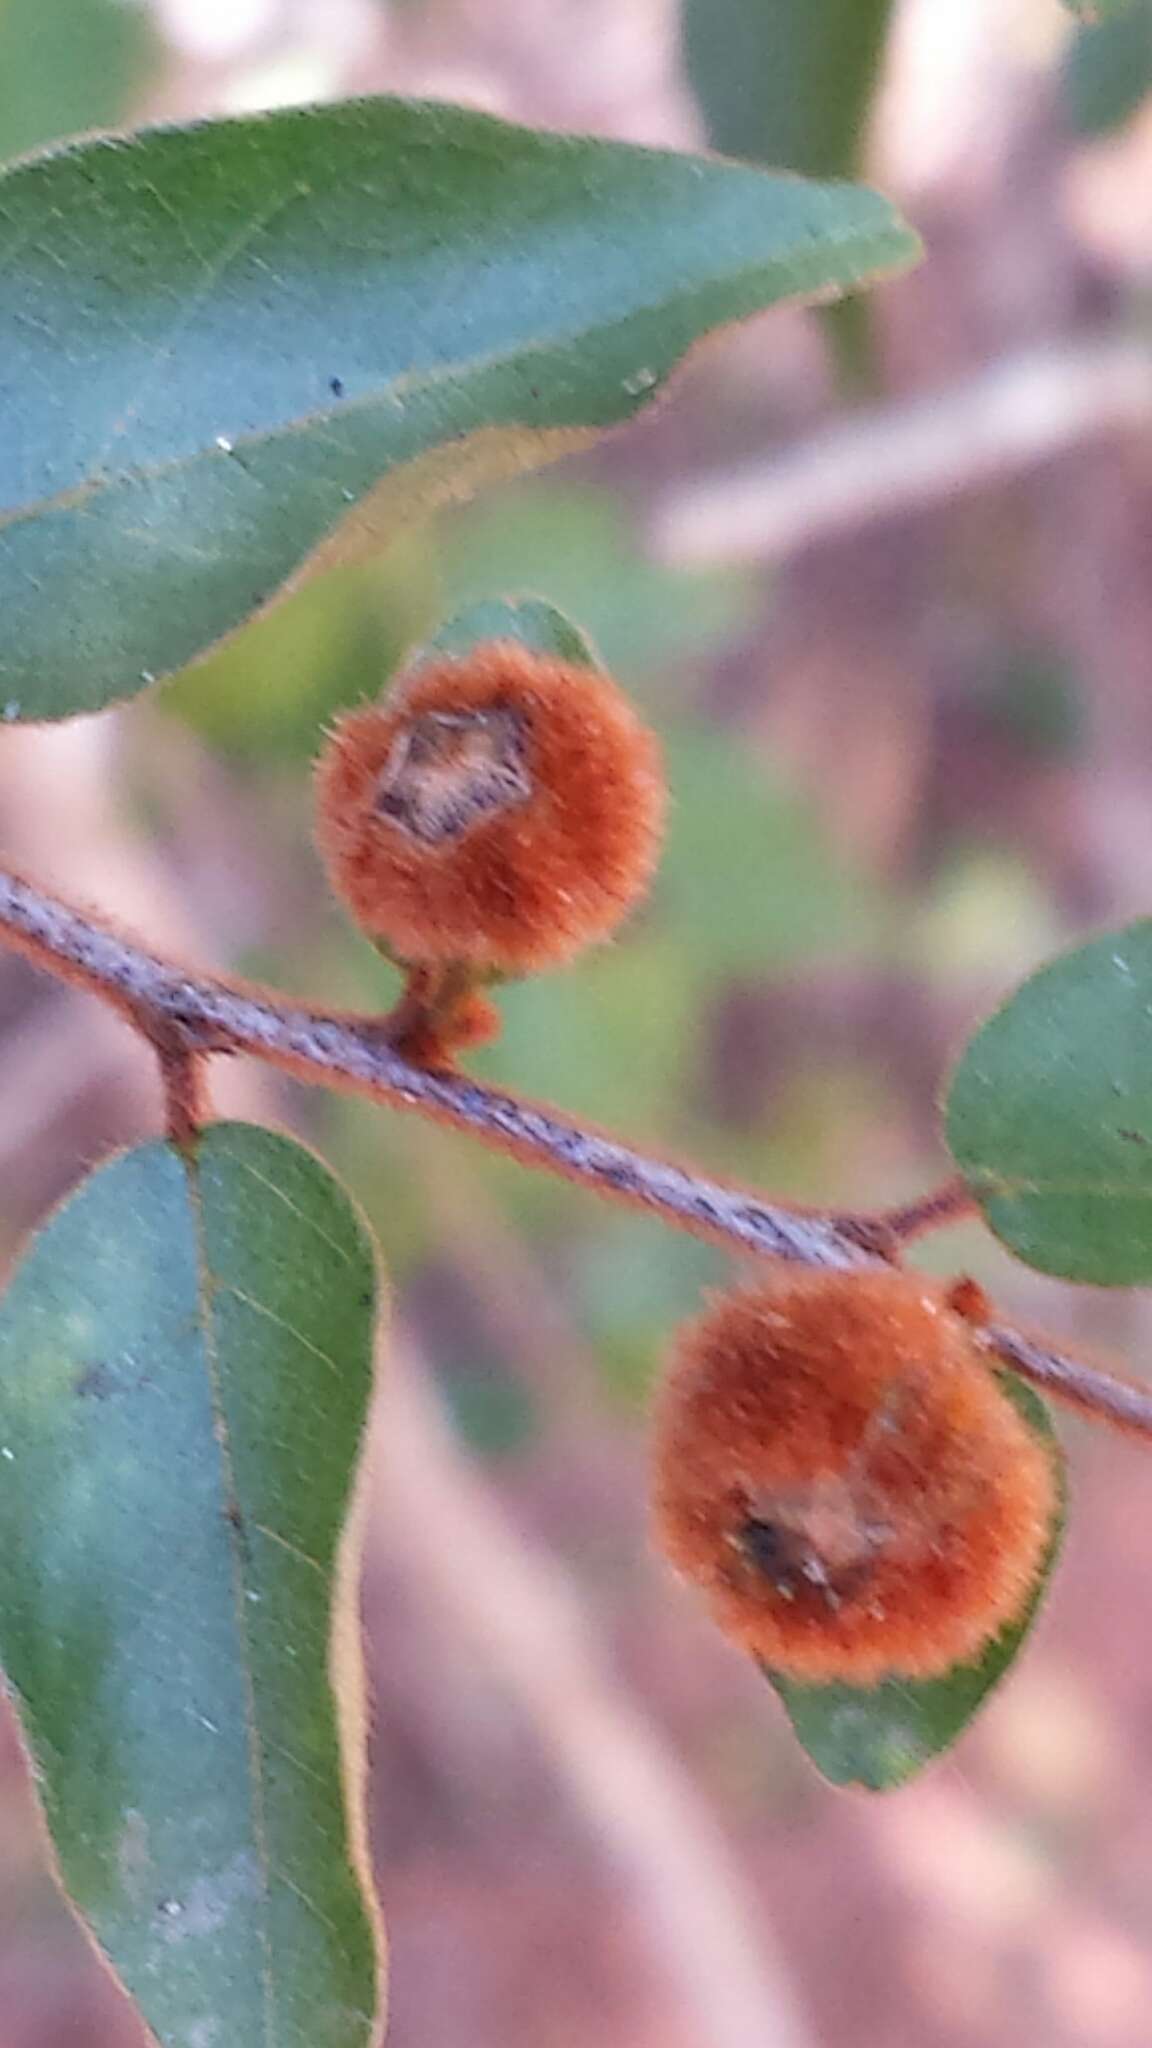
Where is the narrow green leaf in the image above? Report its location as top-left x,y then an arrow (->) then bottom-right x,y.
768,1379 -> 1064,1790
680,0 -> 897,386
681,0 -> 895,180
0,96 -> 918,720
945,919 -> 1152,1283
0,1125 -> 384,2047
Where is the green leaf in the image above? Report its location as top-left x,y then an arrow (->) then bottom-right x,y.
768,1379 -> 1064,1789
0,0 -> 157,166
679,0 -> 897,387
0,1125 -> 384,2047
1063,0 -> 1152,133
160,542 -> 436,765
0,96 -> 918,721
681,0 -> 895,179
945,919 -> 1152,1283
418,593 -> 599,670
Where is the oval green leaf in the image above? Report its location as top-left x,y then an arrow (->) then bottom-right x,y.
0,1124 -> 384,2046
767,1379 -> 1063,1790
0,96 -> 918,721
946,919 -> 1152,1282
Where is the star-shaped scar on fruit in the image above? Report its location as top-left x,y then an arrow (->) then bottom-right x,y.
374,706 -> 532,845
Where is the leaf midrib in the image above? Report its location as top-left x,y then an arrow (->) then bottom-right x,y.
0,220 -> 905,536
185,1144 -> 278,2048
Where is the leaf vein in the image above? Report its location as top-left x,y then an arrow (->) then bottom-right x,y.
0,223 -> 903,536
231,1156 -> 354,1263
250,1520 -> 326,1577
85,188 -> 301,484
220,1282 -> 341,1377
272,1863 -> 342,1938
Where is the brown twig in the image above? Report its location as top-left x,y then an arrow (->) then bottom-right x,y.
981,1327 -> 1152,1443
0,868 -> 873,1271
876,1176 -> 981,1244
652,333 -> 1152,566
154,1037 -> 213,1150
0,863 -> 1149,1439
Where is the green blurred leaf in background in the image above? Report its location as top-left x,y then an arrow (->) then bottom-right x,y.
679,0 -> 897,387
1062,0 -> 1152,133
681,0 -> 894,178
658,727 -> 878,975
0,1126 -> 383,2048
0,0 -> 157,166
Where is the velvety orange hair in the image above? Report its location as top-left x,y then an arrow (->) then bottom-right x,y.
313,642 -> 666,976
651,1266 -> 1056,1685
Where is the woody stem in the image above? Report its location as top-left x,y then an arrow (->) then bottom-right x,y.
0,864 -> 1149,1439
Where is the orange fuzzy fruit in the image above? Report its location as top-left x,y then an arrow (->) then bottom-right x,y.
313,641 -> 666,975
651,1267 -> 1056,1685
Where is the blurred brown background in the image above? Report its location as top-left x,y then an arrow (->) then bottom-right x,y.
4,1 -> 1152,2043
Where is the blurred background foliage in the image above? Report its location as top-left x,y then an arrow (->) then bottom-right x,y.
681,0 -> 892,176
4,3 -> 1152,2047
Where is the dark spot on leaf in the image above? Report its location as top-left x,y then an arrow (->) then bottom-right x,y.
329,375 -> 345,397
1117,1128 -> 1148,1145
76,1363 -> 116,1401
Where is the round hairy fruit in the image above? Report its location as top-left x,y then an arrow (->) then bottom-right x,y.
313,641 -> 666,976
651,1267 -> 1056,1685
